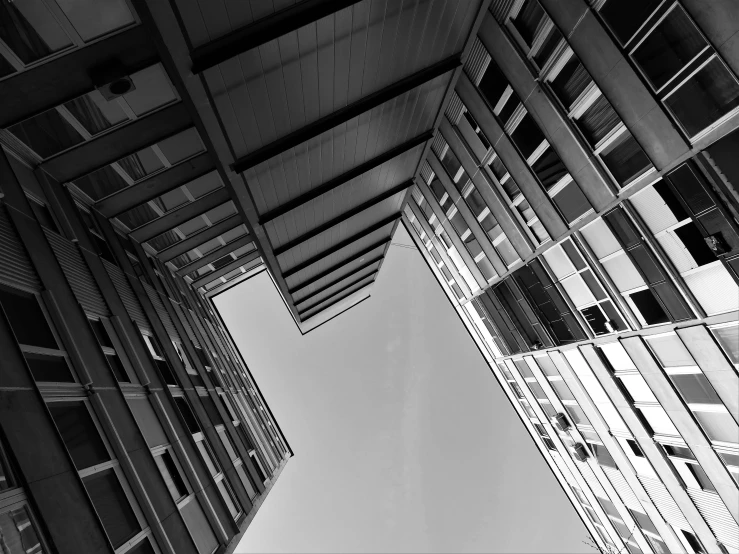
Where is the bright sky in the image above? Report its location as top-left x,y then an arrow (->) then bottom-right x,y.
215,224 -> 592,553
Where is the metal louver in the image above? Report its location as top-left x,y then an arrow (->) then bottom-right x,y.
103,260 -> 151,333
0,206 -> 41,291
445,92 -> 465,125
638,476 -> 691,530
465,38 -> 492,86
686,488 -> 739,548
44,230 -> 110,317
142,282 -> 180,342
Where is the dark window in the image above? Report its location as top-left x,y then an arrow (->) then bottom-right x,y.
511,114 -> 545,159
0,287 -> 57,349
498,94 -> 519,126
531,148 -> 567,190
626,439 -> 644,458
665,57 -> 739,137
601,131 -> 652,186
534,27 -> 563,68
592,444 -> 617,469
8,109 -> 84,159
201,397 -> 223,426
440,149 -> 464,184
599,0 -> 662,45
551,57 -> 592,108
674,224 -> 716,266
582,305 -> 609,335
156,450 -> 188,502
478,61 -> 509,108
25,352 -> 75,382
211,256 -> 233,270
632,7 -> 706,90
687,464 -> 716,492
83,468 -> 140,548
250,454 -> 267,483
630,289 -> 669,325
577,95 -> 621,146
29,201 -> 59,233
669,373 -> 721,405
682,530 -> 706,554
462,111 -> 490,149
654,180 -> 689,221
48,402 -> 109,470
489,154 -> 509,181
174,397 -> 200,435
514,0 -> 546,45
128,539 -> 156,554
552,182 -> 591,223
89,319 -> 113,348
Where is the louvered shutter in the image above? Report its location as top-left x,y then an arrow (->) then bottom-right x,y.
576,95 -> 620,146
103,260 -> 151,333
684,263 -> 739,315
44,230 -> 110,317
0,206 -> 41,291
431,134 -> 448,160
445,92 -> 465,125
142,283 -> 180,342
602,466 -> 642,511
638,476 -> 691,530
686,489 -> 739,548
464,38 -> 492,86
176,304 -> 201,348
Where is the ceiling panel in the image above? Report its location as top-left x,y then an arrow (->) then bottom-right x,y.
300,274 -> 376,320
263,144 -> 422,249
284,218 -> 394,288
244,75 -> 447,215
294,262 -> 379,310
277,194 -> 402,271
290,243 -> 387,301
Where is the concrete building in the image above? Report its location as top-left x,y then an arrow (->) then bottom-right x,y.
402,1 -> 739,553
0,0 -> 737,553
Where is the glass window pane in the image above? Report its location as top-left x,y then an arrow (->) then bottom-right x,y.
601,130 -> 652,187
8,108 -> 84,159
25,352 -> 74,382
0,505 -> 46,554
639,406 -> 680,436
692,411 -> 739,444
127,538 -> 156,554
619,374 -> 658,403
0,0 -> 72,64
665,57 -> 739,137
565,404 -> 588,425
629,289 -> 669,325
551,380 -> 575,401
196,441 -> 219,478
633,7 -> 707,90
669,373 -> 721,405
599,0 -> 662,45
55,0 -> 134,42
155,450 -> 187,502
124,65 -> 178,117
174,397 -> 200,434
646,334 -> 694,367
48,402 -> 109,469
712,325 -> 739,364
216,480 -> 239,519
83,468 -> 140,548
63,91 -> 128,136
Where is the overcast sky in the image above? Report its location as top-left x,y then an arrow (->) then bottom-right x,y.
215,224 -> 592,553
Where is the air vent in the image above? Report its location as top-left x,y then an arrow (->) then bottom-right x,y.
571,443 -> 589,462
552,413 -> 571,432
90,60 -> 136,101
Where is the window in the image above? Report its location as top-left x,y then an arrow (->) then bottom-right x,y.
712,324 -> 739,366
600,130 -> 653,187
630,510 -> 670,554
89,318 -> 130,383
0,285 -> 74,382
605,1 -> 739,139
592,444 -> 617,469
542,239 -> 626,336
47,401 -> 149,552
194,435 -> 241,520
142,333 -> 178,387
716,451 -> 739,486
154,449 -> 188,503
663,444 -> 716,493
0,438 -> 50,554
646,333 -> 739,445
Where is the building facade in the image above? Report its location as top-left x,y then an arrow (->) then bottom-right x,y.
402,1 -> 739,553
1,0 -> 738,553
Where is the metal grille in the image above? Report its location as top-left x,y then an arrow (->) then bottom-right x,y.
45,230 -> 110,317
0,206 -> 41,291
489,0 -> 516,23
103,260 -> 151,333
419,161 -> 435,185
638,476 -> 691,530
431,134 -> 449,160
